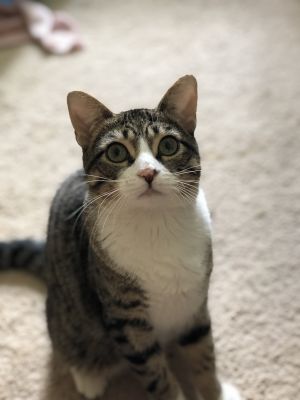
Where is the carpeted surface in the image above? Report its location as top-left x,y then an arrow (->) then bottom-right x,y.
0,0 -> 299,399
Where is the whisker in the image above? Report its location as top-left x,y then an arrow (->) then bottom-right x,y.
177,179 -> 199,183
100,194 -> 123,237
89,190 -> 119,243
73,179 -> 112,188
68,189 -> 119,220
177,182 -> 198,193
174,169 -> 202,176
89,189 -> 123,245
176,185 -> 197,205
83,174 -> 137,184
177,186 -> 199,197
180,187 -> 198,199
83,174 -> 118,181
173,164 -> 202,175
174,190 -> 195,208
177,181 -> 199,189
89,202 -> 102,246
70,189 -> 120,233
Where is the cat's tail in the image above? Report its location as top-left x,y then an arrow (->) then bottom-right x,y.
0,239 -> 46,281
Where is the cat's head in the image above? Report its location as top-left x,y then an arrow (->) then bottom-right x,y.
67,75 -> 201,211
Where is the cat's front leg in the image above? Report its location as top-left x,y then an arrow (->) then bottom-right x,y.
105,307 -> 185,400
179,320 -> 221,400
178,311 -> 240,400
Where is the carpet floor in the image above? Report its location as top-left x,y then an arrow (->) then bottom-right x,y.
0,1 -> 299,399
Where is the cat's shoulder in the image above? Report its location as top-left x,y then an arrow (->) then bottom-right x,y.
50,169 -> 87,219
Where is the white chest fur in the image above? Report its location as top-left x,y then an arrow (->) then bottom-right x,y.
100,190 -> 212,344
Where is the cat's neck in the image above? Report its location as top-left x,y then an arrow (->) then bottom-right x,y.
100,201 -> 194,239
97,188 -> 211,248
96,188 -> 212,343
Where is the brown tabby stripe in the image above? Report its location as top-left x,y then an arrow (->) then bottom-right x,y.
179,324 -> 211,346
83,108 -> 200,182
106,317 -> 153,331
179,139 -> 199,155
111,298 -> 144,309
114,334 -> 129,344
147,376 -> 160,393
0,240 -> 45,279
124,342 -> 161,365
85,150 -> 105,172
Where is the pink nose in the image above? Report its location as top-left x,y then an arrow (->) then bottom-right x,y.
137,168 -> 158,184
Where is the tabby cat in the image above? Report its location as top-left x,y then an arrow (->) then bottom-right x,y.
0,76 -> 240,400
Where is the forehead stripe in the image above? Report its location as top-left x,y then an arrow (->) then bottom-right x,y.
152,125 -> 159,134
180,139 -> 198,155
86,150 -> 105,172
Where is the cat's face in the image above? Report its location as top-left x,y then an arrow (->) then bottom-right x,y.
86,111 -> 200,209
67,75 -> 200,210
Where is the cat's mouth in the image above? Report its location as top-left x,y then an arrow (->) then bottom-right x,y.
138,187 -> 163,198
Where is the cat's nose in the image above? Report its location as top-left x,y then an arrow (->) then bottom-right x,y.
137,168 -> 158,184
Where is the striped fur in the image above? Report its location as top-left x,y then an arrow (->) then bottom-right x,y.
0,239 -> 45,280
0,76 -> 240,400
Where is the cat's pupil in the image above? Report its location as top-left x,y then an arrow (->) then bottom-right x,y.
165,141 -> 172,151
107,143 -> 128,163
159,136 -> 178,156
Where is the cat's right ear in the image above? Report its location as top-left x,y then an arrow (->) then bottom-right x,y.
157,75 -> 197,135
67,91 -> 113,148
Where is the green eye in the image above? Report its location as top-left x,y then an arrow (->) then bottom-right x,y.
106,143 -> 128,163
158,136 -> 179,156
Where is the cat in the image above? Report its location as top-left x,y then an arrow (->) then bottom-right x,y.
0,75 -> 241,400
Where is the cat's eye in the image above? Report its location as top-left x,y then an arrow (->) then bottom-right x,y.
106,143 -> 128,163
158,136 -> 179,157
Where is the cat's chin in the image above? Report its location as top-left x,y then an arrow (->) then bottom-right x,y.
131,191 -> 186,210
135,195 -> 168,208
138,188 -> 163,198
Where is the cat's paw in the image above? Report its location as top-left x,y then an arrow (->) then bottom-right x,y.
71,368 -> 107,399
221,382 -> 241,400
175,388 -> 187,400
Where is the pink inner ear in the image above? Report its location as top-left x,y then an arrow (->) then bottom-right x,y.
67,92 -> 97,147
178,86 -> 197,114
170,91 -> 197,133
158,75 -> 197,134
73,103 -> 91,128
180,91 -> 197,130
67,91 -> 113,148
68,96 -> 86,130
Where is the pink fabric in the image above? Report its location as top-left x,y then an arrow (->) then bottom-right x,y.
0,0 -> 84,54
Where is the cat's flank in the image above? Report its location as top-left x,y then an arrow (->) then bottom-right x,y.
0,76 -> 240,400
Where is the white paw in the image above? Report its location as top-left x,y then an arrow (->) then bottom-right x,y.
175,391 -> 187,400
221,382 -> 241,400
71,368 -> 107,399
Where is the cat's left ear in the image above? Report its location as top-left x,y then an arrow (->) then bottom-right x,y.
157,75 -> 197,135
67,91 -> 113,149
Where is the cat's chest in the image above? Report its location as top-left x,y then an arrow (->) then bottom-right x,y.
101,205 -> 211,342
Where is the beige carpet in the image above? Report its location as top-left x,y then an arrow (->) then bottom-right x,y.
0,0 -> 299,399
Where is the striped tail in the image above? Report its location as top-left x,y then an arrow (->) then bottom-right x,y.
0,239 -> 46,281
